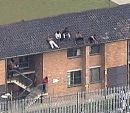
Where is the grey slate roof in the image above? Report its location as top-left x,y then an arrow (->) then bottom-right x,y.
0,4 -> 130,59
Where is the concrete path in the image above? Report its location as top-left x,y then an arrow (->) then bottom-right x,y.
111,0 -> 130,5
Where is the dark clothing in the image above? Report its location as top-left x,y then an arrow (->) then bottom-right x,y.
75,37 -> 84,45
88,35 -> 97,43
60,36 -> 65,41
42,84 -> 46,92
33,75 -> 37,87
62,27 -> 69,34
42,77 -> 48,92
62,27 -> 71,39
88,36 -> 94,43
7,59 -> 19,79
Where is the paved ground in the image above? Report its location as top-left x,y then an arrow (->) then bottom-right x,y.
111,0 -> 130,5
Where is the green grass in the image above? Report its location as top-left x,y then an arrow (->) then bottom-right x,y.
0,0 -> 117,25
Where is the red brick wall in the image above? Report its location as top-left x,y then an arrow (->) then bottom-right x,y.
43,49 -> 85,96
0,40 -> 127,96
85,45 -> 105,91
105,40 -> 127,68
43,46 -> 104,95
105,40 -> 127,86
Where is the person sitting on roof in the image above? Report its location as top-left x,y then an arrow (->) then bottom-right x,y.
88,34 -> 97,43
62,27 -> 71,39
55,31 -> 61,40
47,36 -> 59,49
75,32 -> 84,45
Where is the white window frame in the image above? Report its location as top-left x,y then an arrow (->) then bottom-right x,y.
90,66 -> 101,83
90,44 -> 101,55
67,69 -> 82,87
19,56 -> 30,69
67,48 -> 82,58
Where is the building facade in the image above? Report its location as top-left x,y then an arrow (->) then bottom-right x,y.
0,40 -> 129,98
0,4 -> 130,100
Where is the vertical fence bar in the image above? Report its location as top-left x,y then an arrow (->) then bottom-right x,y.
128,86 -> 129,112
76,92 -> 78,113
113,87 -> 115,112
109,88 -> 111,112
0,85 -> 130,113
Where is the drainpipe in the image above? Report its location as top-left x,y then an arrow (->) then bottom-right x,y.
5,58 -> 8,111
127,40 -> 129,87
104,43 -> 107,88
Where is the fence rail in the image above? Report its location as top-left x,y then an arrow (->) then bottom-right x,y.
1,85 -> 130,113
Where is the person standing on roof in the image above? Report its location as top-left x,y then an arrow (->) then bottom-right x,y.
62,27 -> 71,39
47,36 -> 59,49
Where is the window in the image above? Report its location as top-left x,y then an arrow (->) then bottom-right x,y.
67,48 -> 81,57
90,45 -> 100,55
67,70 -> 82,86
19,56 -> 29,68
90,67 -> 101,83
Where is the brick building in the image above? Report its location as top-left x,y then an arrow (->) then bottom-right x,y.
0,4 -> 130,100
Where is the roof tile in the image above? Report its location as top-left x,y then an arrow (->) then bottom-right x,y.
0,4 -> 130,58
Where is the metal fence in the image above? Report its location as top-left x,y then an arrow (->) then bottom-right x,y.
1,85 -> 130,113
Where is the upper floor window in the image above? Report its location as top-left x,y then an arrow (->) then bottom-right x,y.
19,56 -> 29,68
90,45 -> 100,55
67,70 -> 82,86
67,48 -> 81,58
90,67 -> 101,83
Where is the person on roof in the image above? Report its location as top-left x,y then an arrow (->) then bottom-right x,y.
55,31 -> 61,40
75,32 -> 84,45
88,34 -> 97,43
93,34 -> 97,41
62,27 -> 71,39
47,36 -> 59,49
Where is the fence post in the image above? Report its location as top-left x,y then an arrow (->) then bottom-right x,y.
76,92 -> 79,113
104,87 -> 107,112
49,96 -> 51,113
